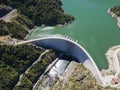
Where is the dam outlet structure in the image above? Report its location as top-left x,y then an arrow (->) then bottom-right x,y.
16,36 -> 107,87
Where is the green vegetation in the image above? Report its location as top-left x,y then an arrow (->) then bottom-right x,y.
14,50 -> 56,90
0,65 -> 19,90
0,20 -> 28,39
0,0 -> 74,26
25,50 -> 55,83
53,62 -> 116,90
16,14 -> 34,29
110,6 -> 120,17
0,44 -> 56,90
0,20 -> 9,36
8,22 -> 28,39
0,0 -> 74,41
0,20 -> 27,39
0,44 -> 44,90
0,44 -> 44,73
0,0 -> 75,90
0,4 -> 34,40
13,76 -> 33,90
0,7 -> 34,40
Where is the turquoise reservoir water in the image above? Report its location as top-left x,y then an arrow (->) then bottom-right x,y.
28,0 -> 120,70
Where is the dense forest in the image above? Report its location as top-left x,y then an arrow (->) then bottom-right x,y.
14,50 -> 56,90
0,4 -> 34,39
0,20 -> 28,39
0,0 -> 74,26
0,44 -> 42,89
110,6 -> 120,17
0,44 -> 56,90
0,0 -> 74,40
0,0 -> 74,90
53,62 -> 116,90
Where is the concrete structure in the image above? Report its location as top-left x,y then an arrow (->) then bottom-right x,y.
16,36 -> 105,86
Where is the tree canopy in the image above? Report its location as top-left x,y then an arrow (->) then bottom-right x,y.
110,6 -> 120,17
0,20 -> 28,39
0,44 -> 44,90
0,0 -> 74,26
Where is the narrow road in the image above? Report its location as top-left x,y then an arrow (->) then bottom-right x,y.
15,50 -> 50,86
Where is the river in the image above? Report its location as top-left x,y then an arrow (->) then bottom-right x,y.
28,0 -> 120,70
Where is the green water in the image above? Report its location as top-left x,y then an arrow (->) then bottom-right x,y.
28,0 -> 120,70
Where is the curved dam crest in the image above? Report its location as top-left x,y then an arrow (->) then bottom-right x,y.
28,0 -> 120,70
17,36 -> 104,85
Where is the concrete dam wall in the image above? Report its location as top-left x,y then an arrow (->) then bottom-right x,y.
17,37 -> 103,85
32,38 -> 88,63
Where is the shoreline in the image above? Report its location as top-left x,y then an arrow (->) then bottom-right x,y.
102,45 -> 120,87
107,8 -> 120,28
25,20 -> 75,40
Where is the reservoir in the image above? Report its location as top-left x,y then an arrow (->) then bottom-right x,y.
28,0 -> 120,70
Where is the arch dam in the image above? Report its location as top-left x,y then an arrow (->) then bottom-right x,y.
16,36 -> 106,86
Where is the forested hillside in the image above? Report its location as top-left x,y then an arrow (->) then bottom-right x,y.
0,44 -> 43,90
0,0 -> 74,26
0,0 -> 74,90
0,20 -> 29,39
0,44 -> 56,90
0,4 -> 34,40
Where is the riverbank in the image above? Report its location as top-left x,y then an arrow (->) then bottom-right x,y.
100,45 -> 120,88
107,8 -> 120,28
105,45 -> 120,76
